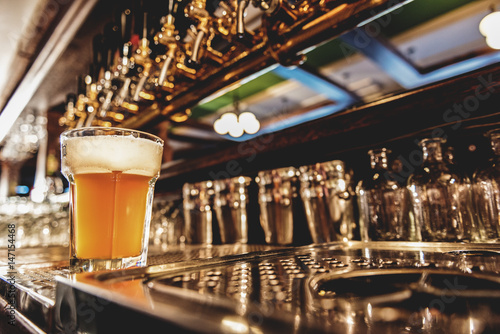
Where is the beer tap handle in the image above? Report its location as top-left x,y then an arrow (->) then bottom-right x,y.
115,77 -> 132,107
236,0 -> 250,38
132,11 -> 154,101
252,0 -> 279,13
156,0 -> 183,86
184,0 -> 210,69
158,51 -> 174,86
187,30 -> 205,68
116,4 -> 134,75
99,90 -> 114,118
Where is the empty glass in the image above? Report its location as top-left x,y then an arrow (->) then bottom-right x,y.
472,128 -> 500,242
256,167 -> 299,245
299,160 -> 356,243
213,176 -> 251,244
356,148 -> 410,241
150,197 -> 185,251
182,181 -> 214,244
407,138 -> 476,242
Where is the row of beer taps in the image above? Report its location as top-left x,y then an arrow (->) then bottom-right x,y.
58,0 -> 329,129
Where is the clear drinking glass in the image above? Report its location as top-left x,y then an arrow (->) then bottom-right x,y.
60,127 -> 164,272
407,138 -> 476,242
299,160 -> 356,243
183,180 -> 214,245
472,128 -> 500,242
213,176 -> 251,244
356,148 -> 410,241
256,167 -> 299,245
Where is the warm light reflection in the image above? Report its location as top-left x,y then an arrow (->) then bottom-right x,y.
221,316 -> 249,333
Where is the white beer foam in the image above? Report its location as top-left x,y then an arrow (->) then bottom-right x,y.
63,135 -> 163,177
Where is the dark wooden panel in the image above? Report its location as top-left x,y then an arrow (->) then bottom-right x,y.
156,63 -> 500,194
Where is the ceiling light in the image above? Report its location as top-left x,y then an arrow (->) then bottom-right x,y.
479,11 -> 500,36
486,35 -> 500,50
479,10 -> 500,49
213,92 -> 260,138
213,111 -> 260,138
238,112 -> 260,134
228,121 -> 244,138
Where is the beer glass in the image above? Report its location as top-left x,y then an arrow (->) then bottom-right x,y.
299,160 -> 356,243
407,138 -> 476,242
356,148 -> 410,241
60,127 -> 163,271
213,176 -> 251,244
256,167 -> 298,245
182,180 -> 214,244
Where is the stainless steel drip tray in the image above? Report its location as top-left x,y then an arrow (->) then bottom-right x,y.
53,242 -> 500,334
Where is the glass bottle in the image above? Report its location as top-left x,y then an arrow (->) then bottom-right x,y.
407,138 -> 476,242
356,148 -> 410,241
472,129 -> 500,242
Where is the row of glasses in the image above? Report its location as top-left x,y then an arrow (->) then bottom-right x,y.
180,131 -> 500,245
0,196 -> 69,248
357,138 -> 477,243
182,160 -> 358,246
182,177 -> 251,245
472,128 -> 500,242
358,131 -> 500,243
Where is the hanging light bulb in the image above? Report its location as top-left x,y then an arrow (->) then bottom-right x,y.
479,10 -> 500,49
239,112 -> 260,135
214,112 -> 238,135
486,35 -> 500,50
479,11 -> 500,36
213,91 -> 260,138
228,120 -> 244,138
213,118 -> 227,135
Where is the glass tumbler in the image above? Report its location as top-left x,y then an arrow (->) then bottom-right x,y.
60,127 -> 164,272
472,128 -> 500,242
183,181 -> 214,245
256,167 -> 299,245
299,160 -> 356,243
407,138 -> 476,242
356,148 -> 410,241
213,176 -> 251,244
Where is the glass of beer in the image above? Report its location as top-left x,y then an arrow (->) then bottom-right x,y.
60,127 -> 163,272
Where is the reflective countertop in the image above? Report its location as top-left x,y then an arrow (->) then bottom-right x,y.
3,242 -> 500,333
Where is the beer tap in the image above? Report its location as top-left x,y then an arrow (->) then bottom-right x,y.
213,0 -> 257,48
98,22 -> 121,118
74,76 -> 88,128
251,0 -> 279,14
155,0 -> 181,87
112,6 -> 138,112
59,93 -> 77,128
236,0 -> 250,38
83,72 -> 100,127
84,35 -> 106,127
131,12 -> 154,101
184,0 -> 211,69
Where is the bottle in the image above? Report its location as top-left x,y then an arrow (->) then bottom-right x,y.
356,148 -> 410,241
407,138 -> 476,242
472,129 -> 500,242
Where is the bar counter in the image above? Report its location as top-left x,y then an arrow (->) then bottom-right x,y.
2,242 -> 500,333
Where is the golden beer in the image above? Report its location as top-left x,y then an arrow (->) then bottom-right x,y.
60,127 -> 163,271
